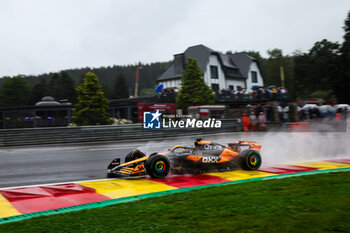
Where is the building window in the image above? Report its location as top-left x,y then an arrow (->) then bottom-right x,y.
237,86 -> 242,91
229,85 -> 234,90
210,66 -> 218,79
211,84 -> 219,92
251,71 -> 258,83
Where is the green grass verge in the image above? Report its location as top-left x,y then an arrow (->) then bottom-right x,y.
1,171 -> 350,233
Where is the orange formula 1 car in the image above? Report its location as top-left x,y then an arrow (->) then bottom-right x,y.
106,138 -> 262,179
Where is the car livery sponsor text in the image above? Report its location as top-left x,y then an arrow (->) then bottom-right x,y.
202,156 -> 220,163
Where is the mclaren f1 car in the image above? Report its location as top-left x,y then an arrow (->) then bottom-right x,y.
106,138 -> 262,179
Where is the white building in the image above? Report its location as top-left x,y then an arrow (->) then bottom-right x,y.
157,44 -> 264,92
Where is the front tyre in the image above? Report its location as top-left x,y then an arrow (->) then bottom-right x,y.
240,150 -> 262,170
145,155 -> 170,178
125,150 -> 146,163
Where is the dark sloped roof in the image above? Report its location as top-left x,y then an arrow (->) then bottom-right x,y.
157,62 -> 182,81
183,44 -> 214,74
157,45 -> 259,81
158,44 -> 214,81
219,54 -> 238,69
35,96 -> 61,106
228,53 -> 256,78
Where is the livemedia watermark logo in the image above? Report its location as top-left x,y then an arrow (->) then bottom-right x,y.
143,110 -> 222,129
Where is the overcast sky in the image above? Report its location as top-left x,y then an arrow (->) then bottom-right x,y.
0,0 -> 349,77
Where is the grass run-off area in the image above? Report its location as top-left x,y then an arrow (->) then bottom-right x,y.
1,171 -> 350,233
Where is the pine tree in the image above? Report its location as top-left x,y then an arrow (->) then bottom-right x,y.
48,73 -> 59,99
47,72 -> 76,102
56,71 -> 77,103
113,74 -> 129,99
176,58 -> 215,112
73,72 -> 111,126
0,76 -> 30,107
294,40 -> 341,99
101,83 -> 113,99
339,11 -> 350,103
29,78 -> 49,105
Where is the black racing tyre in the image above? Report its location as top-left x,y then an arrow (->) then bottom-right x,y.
125,150 -> 146,163
145,155 -> 170,179
240,149 -> 262,170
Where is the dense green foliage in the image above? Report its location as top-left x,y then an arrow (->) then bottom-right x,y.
339,11 -> 350,103
36,71 -> 77,105
236,11 -> 350,103
0,172 -> 349,232
176,58 -> 215,112
0,72 -> 76,107
0,62 -> 170,107
72,72 -> 111,126
263,49 -> 294,92
49,71 -> 76,103
113,74 -> 129,99
240,36 -> 347,102
29,78 -> 49,105
294,40 -> 341,99
0,76 -> 30,107
140,87 -> 156,97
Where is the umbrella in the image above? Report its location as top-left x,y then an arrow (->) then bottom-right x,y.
155,84 -> 164,94
269,85 -> 276,88
252,85 -> 260,88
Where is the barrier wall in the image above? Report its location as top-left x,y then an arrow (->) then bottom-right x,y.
0,119 -> 241,147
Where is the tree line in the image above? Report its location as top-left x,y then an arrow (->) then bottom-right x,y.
242,38 -> 348,103
237,11 -> 350,104
0,62 -> 171,107
1,11 -> 349,107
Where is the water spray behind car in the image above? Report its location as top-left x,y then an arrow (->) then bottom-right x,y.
138,129 -> 350,168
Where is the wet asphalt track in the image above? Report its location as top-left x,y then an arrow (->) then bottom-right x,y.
0,133 -> 233,188
0,131 -> 349,188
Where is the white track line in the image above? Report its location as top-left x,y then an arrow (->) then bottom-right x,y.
0,178 -> 113,190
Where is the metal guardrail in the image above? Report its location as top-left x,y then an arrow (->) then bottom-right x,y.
0,119 -> 241,147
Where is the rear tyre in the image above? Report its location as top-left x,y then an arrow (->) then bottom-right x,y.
240,150 -> 262,170
145,155 -> 170,178
125,150 -> 146,163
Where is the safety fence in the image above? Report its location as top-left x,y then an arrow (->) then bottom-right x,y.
0,119 -> 241,147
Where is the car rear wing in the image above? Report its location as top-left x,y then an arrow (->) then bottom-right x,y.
228,141 -> 261,152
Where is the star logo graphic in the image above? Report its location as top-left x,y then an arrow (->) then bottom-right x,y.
150,110 -> 161,122
143,110 -> 162,129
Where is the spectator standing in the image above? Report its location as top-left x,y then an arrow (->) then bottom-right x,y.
237,88 -> 242,100
241,113 -> 250,132
255,104 -> 264,117
230,89 -> 236,99
335,108 -> 342,122
299,109 -> 306,121
264,104 -> 272,122
249,112 -> 257,131
272,88 -> 277,100
258,112 -> 266,131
